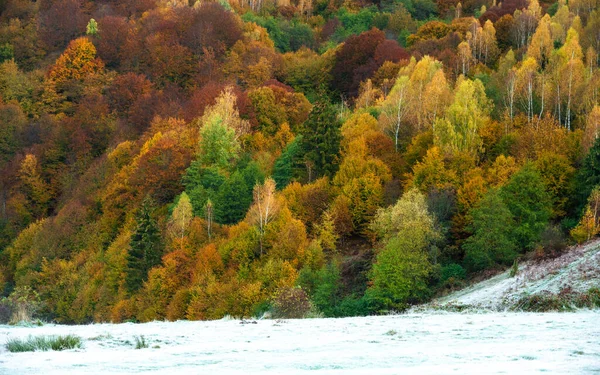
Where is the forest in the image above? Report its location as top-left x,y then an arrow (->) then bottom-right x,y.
0,0 -> 599,323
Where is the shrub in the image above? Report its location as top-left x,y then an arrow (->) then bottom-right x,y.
512,291 -> 570,312
336,295 -> 370,317
272,287 -> 312,319
537,225 -> 568,258
440,263 -> 466,285
0,299 -> 13,324
5,335 -> 83,352
134,335 -> 148,349
166,289 -> 192,321
3,286 -> 41,324
111,299 -> 136,323
512,288 -> 600,311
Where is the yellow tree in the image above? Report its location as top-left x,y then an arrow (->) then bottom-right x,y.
584,106 -> 600,152
408,56 -> 442,130
380,75 -> 410,151
556,28 -> 585,130
571,187 -> 600,243
199,86 -> 250,140
517,57 -> 538,123
423,69 -> 452,127
482,20 -> 498,65
19,154 -> 51,218
168,192 -> 193,243
528,14 -> 553,68
457,41 -> 472,76
496,50 -> 517,125
434,78 -> 491,156
249,178 -> 280,255
47,37 -> 104,88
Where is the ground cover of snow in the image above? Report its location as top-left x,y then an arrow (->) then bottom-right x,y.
1,312 -> 599,374
435,239 -> 600,310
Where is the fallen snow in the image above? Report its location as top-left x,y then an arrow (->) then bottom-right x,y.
436,239 -> 600,309
1,312 -> 599,374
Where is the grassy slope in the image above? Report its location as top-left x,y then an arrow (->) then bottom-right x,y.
433,239 -> 600,310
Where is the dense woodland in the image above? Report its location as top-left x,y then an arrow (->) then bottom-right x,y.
0,0 -> 600,323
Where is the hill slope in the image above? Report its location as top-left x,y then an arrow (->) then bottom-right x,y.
433,240 -> 600,310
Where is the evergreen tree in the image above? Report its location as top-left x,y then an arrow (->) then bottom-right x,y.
300,101 -> 341,181
463,189 -> 517,272
126,197 -> 163,293
213,172 -> 253,224
574,137 -> 600,217
183,163 -> 225,216
272,136 -> 303,189
500,164 -> 552,250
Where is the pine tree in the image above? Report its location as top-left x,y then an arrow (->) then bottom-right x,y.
300,101 -> 341,181
575,137 -> 600,216
272,136 -> 302,189
463,189 -> 517,272
500,164 -> 552,250
126,197 -> 163,293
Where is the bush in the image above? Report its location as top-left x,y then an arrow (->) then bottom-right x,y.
537,225 -> 568,258
134,335 -> 148,349
111,299 -> 136,323
0,299 -> 13,324
1,286 -> 41,324
512,288 -> 600,312
513,291 -> 570,312
5,335 -> 83,352
440,263 -> 466,285
272,287 -> 312,319
336,295 -> 370,317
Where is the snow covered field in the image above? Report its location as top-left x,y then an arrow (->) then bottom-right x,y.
1,312 -> 599,374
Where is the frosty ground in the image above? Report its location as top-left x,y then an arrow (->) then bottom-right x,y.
1,312 -> 599,374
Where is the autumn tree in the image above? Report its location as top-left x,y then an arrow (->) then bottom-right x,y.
368,189 -> 438,311
528,14 -> 553,68
168,192 -> 193,243
249,178 -> 280,255
516,57 -> 538,123
434,78 -> 491,156
19,154 -> 51,218
380,75 -> 410,151
571,187 -> 600,244
0,104 -> 26,166
47,37 -> 104,89
330,28 -> 386,98
554,28 -> 585,130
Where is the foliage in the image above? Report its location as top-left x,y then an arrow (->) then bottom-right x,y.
134,335 -> 148,349
299,100 -> 341,180
462,189 -> 517,272
5,335 -> 82,352
500,164 -> 552,250
1,0 -> 599,323
271,287 -> 312,319
126,197 -> 163,293
368,189 -> 438,310
272,136 -> 302,189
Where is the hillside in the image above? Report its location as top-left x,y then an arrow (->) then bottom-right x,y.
433,239 -> 600,311
1,0 -> 600,323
